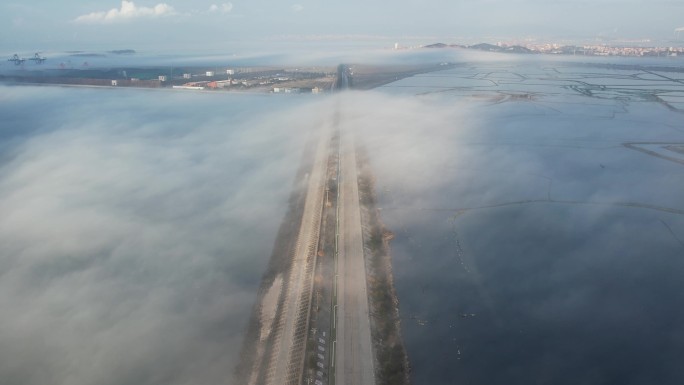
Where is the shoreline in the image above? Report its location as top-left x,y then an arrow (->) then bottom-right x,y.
0,63 -> 454,93
348,63 -> 458,90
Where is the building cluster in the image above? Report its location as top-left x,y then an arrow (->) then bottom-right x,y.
173,80 -> 235,90
4,61 -> 333,92
498,42 -> 683,57
163,67 -> 331,93
272,87 -> 323,94
162,68 -> 239,90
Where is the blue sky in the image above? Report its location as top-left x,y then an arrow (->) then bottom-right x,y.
1,0 -> 683,52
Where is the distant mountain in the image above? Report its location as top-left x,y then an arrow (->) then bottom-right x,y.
468,43 -> 534,54
424,43 -> 448,48
503,46 -> 534,54
109,50 -> 136,55
423,42 -> 533,53
423,43 -> 463,49
469,43 -> 501,51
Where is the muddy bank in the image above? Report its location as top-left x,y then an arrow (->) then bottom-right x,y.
356,144 -> 411,385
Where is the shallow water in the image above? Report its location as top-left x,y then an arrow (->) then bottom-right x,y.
367,60 -> 684,384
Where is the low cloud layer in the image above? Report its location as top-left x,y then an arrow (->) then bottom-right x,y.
74,1 -> 176,24
334,67 -> 684,384
0,86 -> 332,385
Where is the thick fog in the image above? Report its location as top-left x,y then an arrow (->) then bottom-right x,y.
0,86 -> 335,385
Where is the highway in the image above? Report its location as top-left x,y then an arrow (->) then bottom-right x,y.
334,64 -> 351,91
259,64 -> 375,385
334,127 -> 376,385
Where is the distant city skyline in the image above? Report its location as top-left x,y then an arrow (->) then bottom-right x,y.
1,0 -> 683,52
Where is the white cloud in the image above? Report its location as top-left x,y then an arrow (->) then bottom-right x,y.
291,4 -> 304,12
208,3 -> 233,14
74,1 -> 176,24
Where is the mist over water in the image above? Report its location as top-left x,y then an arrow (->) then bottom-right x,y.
0,86 -> 331,385
353,62 -> 684,384
1,51 -> 684,385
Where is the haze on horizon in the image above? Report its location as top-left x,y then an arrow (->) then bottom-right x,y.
1,0 -> 684,52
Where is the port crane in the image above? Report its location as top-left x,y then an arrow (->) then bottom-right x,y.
28,53 -> 46,64
8,54 -> 25,65
7,53 -> 46,65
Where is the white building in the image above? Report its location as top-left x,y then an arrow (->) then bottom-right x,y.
172,85 -> 205,90
183,73 -> 192,79
206,71 -> 214,77
226,69 -> 235,75
158,75 -> 167,81
273,87 -> 301,94
111,80 -> 118,86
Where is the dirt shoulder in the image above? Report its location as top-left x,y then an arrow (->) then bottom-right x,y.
356,144 -> 411,385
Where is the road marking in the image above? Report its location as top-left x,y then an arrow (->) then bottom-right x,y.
333,305 -> 338,329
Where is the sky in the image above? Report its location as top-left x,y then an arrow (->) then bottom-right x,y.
1,0 -> 684,53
